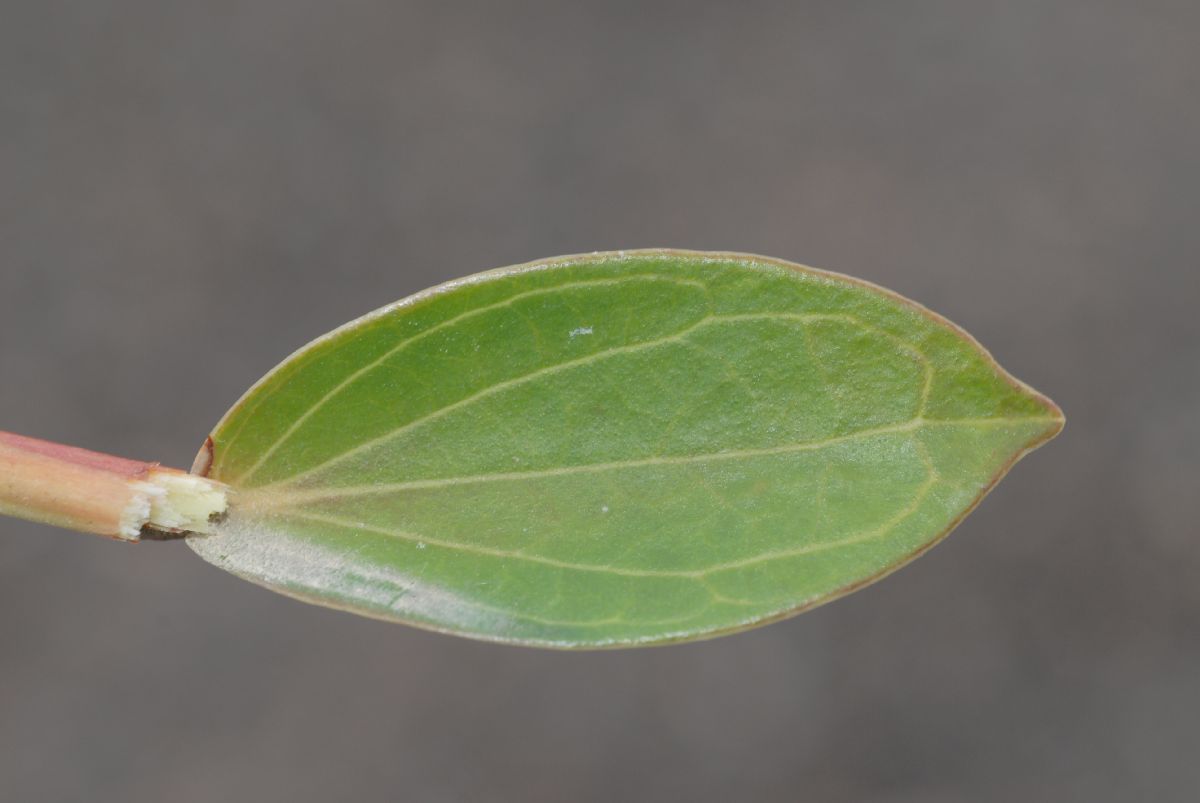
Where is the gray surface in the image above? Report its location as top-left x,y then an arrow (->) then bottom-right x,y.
1,2 -> 1197,801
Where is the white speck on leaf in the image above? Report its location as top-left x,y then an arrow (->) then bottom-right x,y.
601,504 -> 610,513
569,326 -> 593,338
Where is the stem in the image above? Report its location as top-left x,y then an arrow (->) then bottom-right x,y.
0,431 -> 229,542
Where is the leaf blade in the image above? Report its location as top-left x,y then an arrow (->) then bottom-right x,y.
188,251 -> 1062,647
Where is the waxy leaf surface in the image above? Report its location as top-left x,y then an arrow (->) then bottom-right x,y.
188,251 -> 1062,647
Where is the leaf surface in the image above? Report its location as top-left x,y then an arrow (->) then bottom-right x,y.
188,251 -> 1062,647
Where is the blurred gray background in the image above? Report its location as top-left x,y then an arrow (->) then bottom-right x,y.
1,2 -> 1197,801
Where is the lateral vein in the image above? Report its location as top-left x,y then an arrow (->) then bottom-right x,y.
253,311 -> 898,491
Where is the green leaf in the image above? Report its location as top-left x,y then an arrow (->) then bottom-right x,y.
187,250 -> 1062,648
